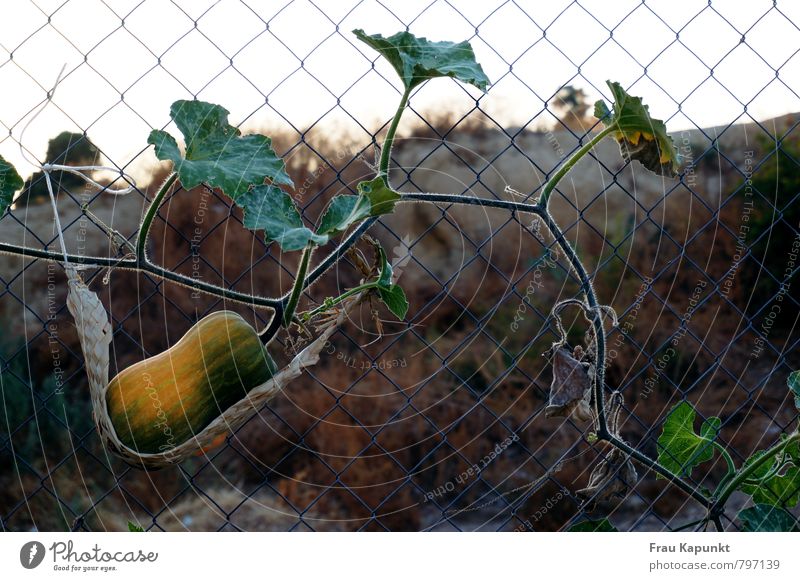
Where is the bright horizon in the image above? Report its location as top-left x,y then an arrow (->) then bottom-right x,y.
1,0 -> 799,184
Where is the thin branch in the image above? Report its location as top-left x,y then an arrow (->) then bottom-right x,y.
0,242 -> 281,309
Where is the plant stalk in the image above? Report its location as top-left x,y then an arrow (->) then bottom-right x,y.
136,172 -> 178,262
303,281 -> 379,321
538,126 -> 616,209
713,441 -> 737,478
379,87 -> 412,178
538,208 -> 610,432
605,434 -> 712,507
0,241 -> 281,308
282,245 -> 313,327
403,192 -> 713,508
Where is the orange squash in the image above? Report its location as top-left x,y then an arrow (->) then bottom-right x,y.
106,311 -> 276,454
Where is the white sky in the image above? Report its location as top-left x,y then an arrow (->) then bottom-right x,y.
1,0 -> 799,182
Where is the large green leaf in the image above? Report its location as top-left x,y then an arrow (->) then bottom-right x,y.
595,81 -> 680,178
240,185 -> 327,252
789,371 -> 800,411
738,504 -> 798,531
353,29 -> 490,92
568,519 -> 617,532
148,100 -> 293,200
656,402 -> 720,478
0,156 -> 23,214
357,176 -> 401,216
317,194 -> 371,237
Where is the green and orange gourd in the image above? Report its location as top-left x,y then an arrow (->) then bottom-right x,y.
106,312 -> 276,454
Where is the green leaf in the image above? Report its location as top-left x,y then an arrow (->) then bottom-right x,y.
127,521 -> 144,532
377,245 -> 394,289
0,155 -> 23,214
357,176 -> 401,216
372,244 -> 408,319
240,185 -> 327,251
593,100 -> 611,122
596,81 -> 680,178
317,194 -> 371,236
656,402 -> 720,478
568,519 -> 617,532
738,504 -> 799,531
378,284 -> 408,320
148,100 -> 292,200
789,371 -> 800,411
353,29 -> 490,92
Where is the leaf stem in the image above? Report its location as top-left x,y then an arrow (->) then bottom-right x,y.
714,441 -> 737,478
136,172 -> 178,263
743,457 -> 790,485
605,434 -> 712,507
282,244 -> 313,327
303,281 -> 379,321
538,126 -> 616,209
379,87 -> 412,179
713,432 -> 800,509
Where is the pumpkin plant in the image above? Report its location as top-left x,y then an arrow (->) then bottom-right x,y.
0,29 -> 798,531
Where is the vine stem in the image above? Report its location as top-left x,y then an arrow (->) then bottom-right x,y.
379,87 -> 412,178
0,241 -> 282,308
607,435 -> 712,507
402,162 -> 716,507
538,209 -> 610,434
714,442 -> 737,478
282,245 -> 313,327
137,172 -> 178,262
538,125 -> 616,209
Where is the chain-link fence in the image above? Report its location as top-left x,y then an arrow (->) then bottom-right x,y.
1,0 -> 799,531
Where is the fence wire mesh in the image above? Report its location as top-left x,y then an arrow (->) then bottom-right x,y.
1,0 -> 799,531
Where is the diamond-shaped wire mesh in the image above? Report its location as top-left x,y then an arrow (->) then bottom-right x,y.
1,0 -> 799,531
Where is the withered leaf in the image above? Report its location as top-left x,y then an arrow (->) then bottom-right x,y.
594,81 -> 680,178
545,346 -> 594,422
578,392 -> 638,511
617,134 -> 677,179
577,447 -> 638,512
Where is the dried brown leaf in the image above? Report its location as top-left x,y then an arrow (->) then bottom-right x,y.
545,346 -> 594,422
